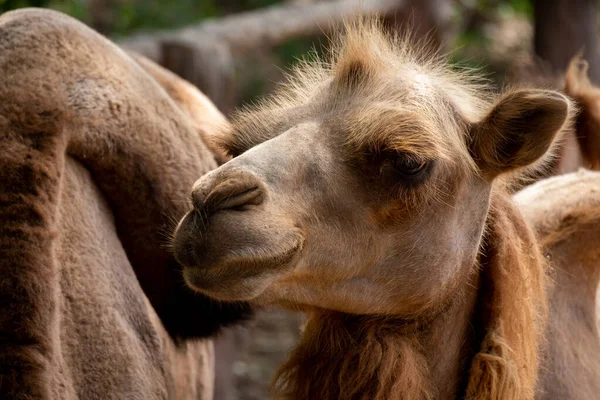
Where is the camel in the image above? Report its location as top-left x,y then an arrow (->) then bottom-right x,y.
561,56 -> 600,171
0,9 -> 250,399
173,19 -> 600,399
514,170 -> 600,399
508,55 -> 600,180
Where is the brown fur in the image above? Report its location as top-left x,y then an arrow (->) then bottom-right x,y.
219,20 -> 572,189
129,51 -> 231,165
272,193 -> 547,400
0,9 -> 249,399
172,18 -> 595,400
275,313 -> 433,400
515,170 -> 600,399
221,19 -> 491,169
465,194 -> 547,400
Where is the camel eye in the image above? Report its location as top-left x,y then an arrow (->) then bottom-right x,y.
391,153 -> 427,177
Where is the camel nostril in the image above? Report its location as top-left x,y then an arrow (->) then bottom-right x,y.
192,170 -> 266,214
212,186 -> 264,211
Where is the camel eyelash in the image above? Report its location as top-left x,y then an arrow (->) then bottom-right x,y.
380,153 -> 435,188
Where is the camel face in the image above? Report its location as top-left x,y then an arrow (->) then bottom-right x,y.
174,110 -> 490,315
173,21 -> 571,316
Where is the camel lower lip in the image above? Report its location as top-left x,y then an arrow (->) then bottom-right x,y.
182,239 -> 303,299
183,267 -> 274,301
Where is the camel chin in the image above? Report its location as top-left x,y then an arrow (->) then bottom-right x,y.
173,208 -> 304,301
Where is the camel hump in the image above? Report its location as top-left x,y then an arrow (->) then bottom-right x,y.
0,9 -> 173,141
0,9 -> 99,115
514,169 -> 600,251
515,171 -> 600,399
514,169 -> 600,315
0,9 -> 252,339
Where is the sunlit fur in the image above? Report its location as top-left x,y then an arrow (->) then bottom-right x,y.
270,193 -> 547,400
217,19 -> 573,185
220,19 -> 487,171
465,194 -> 547,400
275,312 -> 433,400
514,170 -> 600,399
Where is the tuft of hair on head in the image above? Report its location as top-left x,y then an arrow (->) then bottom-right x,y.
330,18 -> 397,93
215,15 -> 493,160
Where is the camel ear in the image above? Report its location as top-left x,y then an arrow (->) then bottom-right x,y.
470,89 -> 571,178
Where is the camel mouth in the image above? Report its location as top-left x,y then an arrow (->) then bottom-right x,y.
181,237 -> 303,301
183,266 -> 275,302
172,210 -> 304,301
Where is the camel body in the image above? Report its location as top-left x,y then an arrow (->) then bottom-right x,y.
0,9 -> 249,399
515,171 -> 600,399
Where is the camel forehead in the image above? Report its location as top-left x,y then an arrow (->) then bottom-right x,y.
226,75 -> 468,161
220,20 -> 489,159
236,64 -> 457,129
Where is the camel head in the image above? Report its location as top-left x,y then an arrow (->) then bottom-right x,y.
172,20 -> 572,317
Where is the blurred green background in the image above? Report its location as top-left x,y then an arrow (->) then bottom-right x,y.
0,0 -> 533,37
0,0 -> 536,109
0,1 -> 282,35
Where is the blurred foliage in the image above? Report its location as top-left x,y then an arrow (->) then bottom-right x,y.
0,0 -> 535,105
456,0 -> 531,47
237,36 -> 328,106
275,36 -> 326,70
450,0 -> 533,81
1,0 -> 534,39
0,0 -> 49,10
505,0 -> 533,19
0,0 -> 284,36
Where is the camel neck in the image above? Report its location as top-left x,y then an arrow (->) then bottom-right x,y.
418,271 -> 482,399
274,270 -> 482,400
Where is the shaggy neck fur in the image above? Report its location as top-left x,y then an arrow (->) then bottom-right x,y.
274,193 -> 548,400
